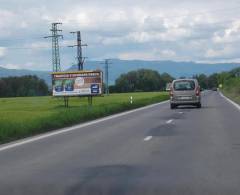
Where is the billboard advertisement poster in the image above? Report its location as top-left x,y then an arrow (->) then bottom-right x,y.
52,70 -> 103,96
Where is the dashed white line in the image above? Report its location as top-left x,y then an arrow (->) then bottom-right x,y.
166,119 -> 173,124
178,112 -> 183,114
144,136 -> 153,141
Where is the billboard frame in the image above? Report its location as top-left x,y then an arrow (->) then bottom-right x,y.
51,70 -> 103,107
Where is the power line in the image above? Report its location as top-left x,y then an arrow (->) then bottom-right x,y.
1,16 -> 240,45
0,36 -> 43,43
2,17 -> 240,51
1,45 -> 75,50
68,31 -> 87,71
2,15 -> 240,51
1,46 -> 51,50
1,6 -> 240,42
44,23 -> 63,72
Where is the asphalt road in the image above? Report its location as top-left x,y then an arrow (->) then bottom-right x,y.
0,91 -> 240,195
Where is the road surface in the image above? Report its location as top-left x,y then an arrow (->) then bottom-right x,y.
0,91 -> 240,195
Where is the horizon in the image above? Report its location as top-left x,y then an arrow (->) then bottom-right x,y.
1,58 -> 240,72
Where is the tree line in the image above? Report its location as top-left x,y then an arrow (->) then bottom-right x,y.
0,75 -> 49,97
109,67 -> 240,93
0,67 -> 239,97
109,69 -> 174,93
193,67 -> 240,90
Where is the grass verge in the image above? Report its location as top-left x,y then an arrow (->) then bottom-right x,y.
0,92 -> 169,144
221,77 -> 240,105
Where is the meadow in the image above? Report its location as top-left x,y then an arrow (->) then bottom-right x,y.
0,92 -> 169,144
222,77 -> 240,105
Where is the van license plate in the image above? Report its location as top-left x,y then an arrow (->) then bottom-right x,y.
180,96 -> 191,100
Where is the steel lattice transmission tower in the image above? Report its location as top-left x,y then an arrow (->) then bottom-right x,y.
101,59 -> 112,95
68,31 -> 87,71
44,23 -> 63,72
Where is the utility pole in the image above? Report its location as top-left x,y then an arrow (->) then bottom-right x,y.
68,31 -> 87,71
44,23 -> 63,72
101,59 -> 112,95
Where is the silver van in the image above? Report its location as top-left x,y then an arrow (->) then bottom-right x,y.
170,79 -> 201,109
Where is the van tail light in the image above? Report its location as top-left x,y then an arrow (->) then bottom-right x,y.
170,87 -> 173,97
196,86 -> 200,96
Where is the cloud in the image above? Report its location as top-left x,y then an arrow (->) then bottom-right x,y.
1,0 -> 240,70
0,62 -> 39,70
0,63 -> 20,69
0,47 -> 6,58
118,51 -> 156,60
160,49 -> 176,58
205,46 -> 238,60
212,21 -> 240,44
118,49 -> 176,60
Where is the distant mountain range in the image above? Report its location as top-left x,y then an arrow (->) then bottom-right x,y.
0,66 -> 51,85
1,59 -> 240,85
69,59 -> 240,84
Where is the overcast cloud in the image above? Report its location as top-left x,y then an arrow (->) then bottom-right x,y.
1,0 -> 240,70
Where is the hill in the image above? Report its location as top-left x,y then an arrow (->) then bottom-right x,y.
0,67 -> 51,85
1,59 -> 240,85
69,59 -> 240,84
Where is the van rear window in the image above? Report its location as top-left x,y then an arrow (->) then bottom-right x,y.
174,80 -> 195,91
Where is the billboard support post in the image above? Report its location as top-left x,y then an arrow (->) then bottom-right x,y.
64,96 -> 69,107
88,96 -> 93,106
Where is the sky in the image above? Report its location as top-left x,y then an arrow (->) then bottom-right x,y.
1,0 -> 240,71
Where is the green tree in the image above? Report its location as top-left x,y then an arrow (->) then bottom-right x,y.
114,69 -> 174,92
193,74 -> 208,89
0,75 -> 49,97
208,73 -> 219,88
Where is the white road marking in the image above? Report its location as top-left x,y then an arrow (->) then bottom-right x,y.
166,119 -> 173,124
0,100 -> 169,152
219,92 -> 224,98
178,112 -> 184,114
220,92 -> 240,112
144,136 -> 153,141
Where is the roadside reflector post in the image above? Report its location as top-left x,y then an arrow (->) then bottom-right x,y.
130,96 -> 133,104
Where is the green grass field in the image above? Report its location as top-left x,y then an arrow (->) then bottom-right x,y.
0,92 -> 169,144
222,77 -> 240,105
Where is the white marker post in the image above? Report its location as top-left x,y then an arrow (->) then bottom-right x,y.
130,96 -> 133,104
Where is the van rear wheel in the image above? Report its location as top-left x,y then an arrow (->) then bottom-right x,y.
170,104 -> 176,109
196,103 -> 201,108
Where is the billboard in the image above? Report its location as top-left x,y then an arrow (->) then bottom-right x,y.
52,70 -> 103,96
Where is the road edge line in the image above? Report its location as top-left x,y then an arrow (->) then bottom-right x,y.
219,92 -> 240,111
0,100 -> 169,152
